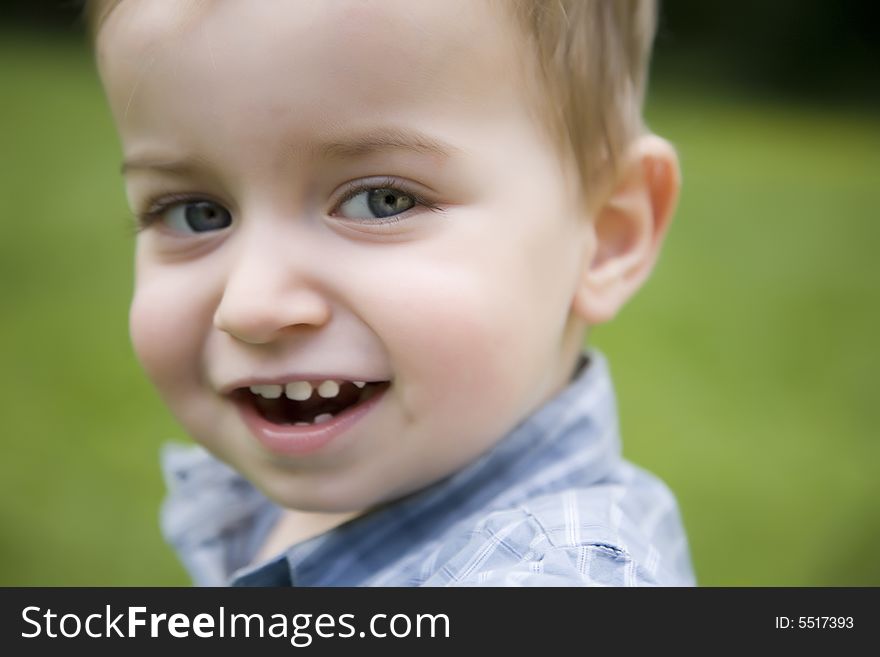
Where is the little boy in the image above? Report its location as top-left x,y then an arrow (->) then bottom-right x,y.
88,0 -> 695,586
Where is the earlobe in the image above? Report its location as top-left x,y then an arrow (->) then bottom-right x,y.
572,134 -> 680,325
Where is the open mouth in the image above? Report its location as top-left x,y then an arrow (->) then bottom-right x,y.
234,380 -> 390,426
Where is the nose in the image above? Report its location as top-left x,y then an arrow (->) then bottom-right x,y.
213,231 -> 332,344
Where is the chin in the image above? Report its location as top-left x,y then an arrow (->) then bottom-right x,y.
254,471 -> 385,515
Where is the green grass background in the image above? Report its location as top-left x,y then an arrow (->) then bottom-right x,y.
1,32 -> 878,586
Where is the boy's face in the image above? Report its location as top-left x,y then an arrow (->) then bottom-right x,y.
99,0 -> 594,512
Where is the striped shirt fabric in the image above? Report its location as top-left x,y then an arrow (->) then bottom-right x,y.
160,350 -> 696,586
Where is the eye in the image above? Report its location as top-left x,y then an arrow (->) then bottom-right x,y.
337,187 -> 417,220
156,200 -> 232,234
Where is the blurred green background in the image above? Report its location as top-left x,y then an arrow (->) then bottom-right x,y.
1,2 -> 878,586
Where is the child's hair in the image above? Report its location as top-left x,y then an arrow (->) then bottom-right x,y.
506,0 -> 657,204
85,0 -> 657,206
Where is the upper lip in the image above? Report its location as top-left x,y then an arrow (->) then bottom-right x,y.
219,374 -> 390,395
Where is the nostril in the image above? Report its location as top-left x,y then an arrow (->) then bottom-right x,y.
214,283 -> 334,344
213,306 -> 277,345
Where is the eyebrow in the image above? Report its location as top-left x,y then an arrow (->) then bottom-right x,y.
313,127 -> 460,160
120,159 -> 200,175
120,127 -> 459,175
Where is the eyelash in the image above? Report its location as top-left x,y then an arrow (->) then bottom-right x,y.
133,192 -> 206,233
334,177 -> 443,224
132,178 -> 442,233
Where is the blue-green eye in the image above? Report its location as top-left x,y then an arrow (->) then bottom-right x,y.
338,187 -> 416,220
164,200 -> 232,233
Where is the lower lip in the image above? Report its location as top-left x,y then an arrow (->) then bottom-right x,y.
235,386 -> 387,456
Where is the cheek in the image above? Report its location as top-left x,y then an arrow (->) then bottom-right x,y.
129,272 -> 236,456
359,253 -> 548,427
362,218 -> 583,428
129,275 -> 205,398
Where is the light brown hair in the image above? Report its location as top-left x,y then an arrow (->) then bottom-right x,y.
505,0 -> 657,202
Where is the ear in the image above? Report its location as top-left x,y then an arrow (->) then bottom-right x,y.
572,134 -> 680,325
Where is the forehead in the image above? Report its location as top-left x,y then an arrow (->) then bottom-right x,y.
97,0 -> 533,152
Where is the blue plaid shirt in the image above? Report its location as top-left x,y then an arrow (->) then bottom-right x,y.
160,351 -> 696,586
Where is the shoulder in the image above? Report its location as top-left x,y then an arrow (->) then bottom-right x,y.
420,464 -> 695,587
160,443 -> 278,586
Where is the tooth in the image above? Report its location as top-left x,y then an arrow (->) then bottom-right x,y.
317,380 -> 340,398
353,381 -> 366,388
313,413 -> 334,424
263,385 -> 283,399
285,381 -> 313,401
293,422 -> 310,426
250,384 -> 282,399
